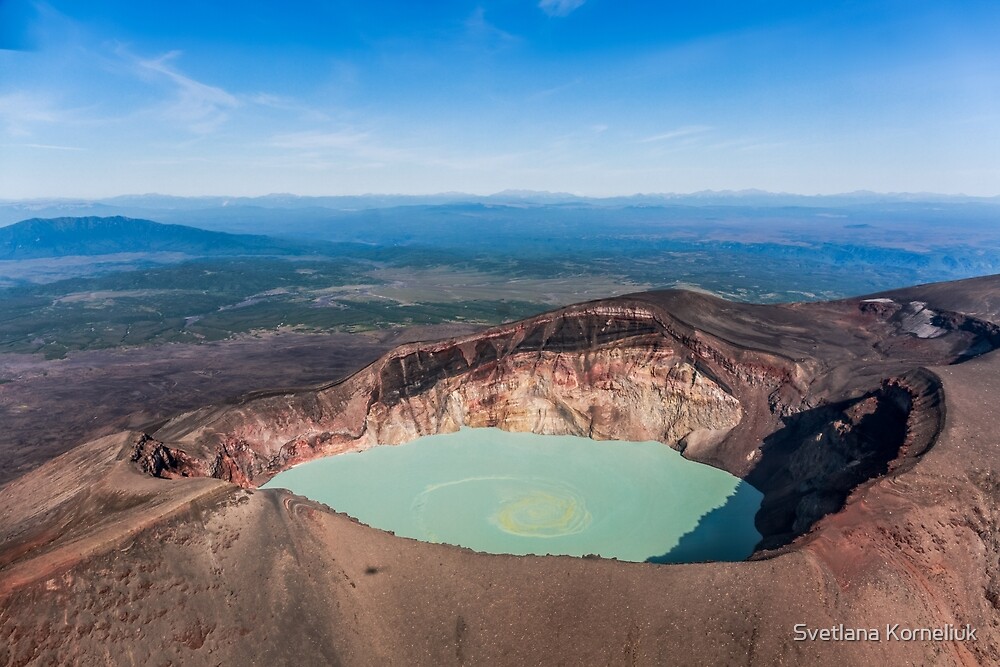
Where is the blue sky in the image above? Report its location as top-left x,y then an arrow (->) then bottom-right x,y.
1,0 -> 998,197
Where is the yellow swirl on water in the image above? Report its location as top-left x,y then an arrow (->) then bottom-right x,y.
491,489 -> 592,537
413,476 -> 593,540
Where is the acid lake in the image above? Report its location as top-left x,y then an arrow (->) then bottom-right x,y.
262,427 -> 763,563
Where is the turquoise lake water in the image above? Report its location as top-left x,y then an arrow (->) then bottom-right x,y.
262,427 -> 763,563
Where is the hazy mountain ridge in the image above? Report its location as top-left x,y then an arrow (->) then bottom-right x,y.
2,189 -> 999,226
0,216 -> 319,260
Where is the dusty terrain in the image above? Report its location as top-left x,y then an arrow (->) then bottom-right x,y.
0,324 -> 480,487
2,276 -> 1000,665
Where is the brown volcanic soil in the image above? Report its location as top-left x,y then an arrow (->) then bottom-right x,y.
2,276 -> 1000,665
0,324 -> 480,487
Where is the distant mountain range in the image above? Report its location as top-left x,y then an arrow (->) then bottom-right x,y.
0,216 -> 317,260
2,191 -> 998,241
1,189 -> 998,223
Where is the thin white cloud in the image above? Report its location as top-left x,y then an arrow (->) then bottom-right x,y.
250,92 -> 296,109
0,92 -> 64,136
18,143 -> 84,151
464,7 -> 519,50
249,93 -> 332,122
736,141 -> 789,152
271,129 -> 424,170
527,77 -> 582,100
704,138 -> 757,151
270,128 -> 530,172
538,0 -> 586,17
637,125 -> 713,143
133,50 -> 240,133
271,129 -> 373,151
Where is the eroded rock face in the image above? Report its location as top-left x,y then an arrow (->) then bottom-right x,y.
371,347 -> 742,446
151,303 -> 780,490
130,435 -> 205,479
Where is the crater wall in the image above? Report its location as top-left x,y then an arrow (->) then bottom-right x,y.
143,293 -> 969,549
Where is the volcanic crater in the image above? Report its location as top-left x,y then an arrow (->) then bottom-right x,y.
3,276 -> 1000,666
135,287 -> 975,551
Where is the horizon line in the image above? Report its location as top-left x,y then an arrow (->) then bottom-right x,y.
3,188 -> 1000,203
